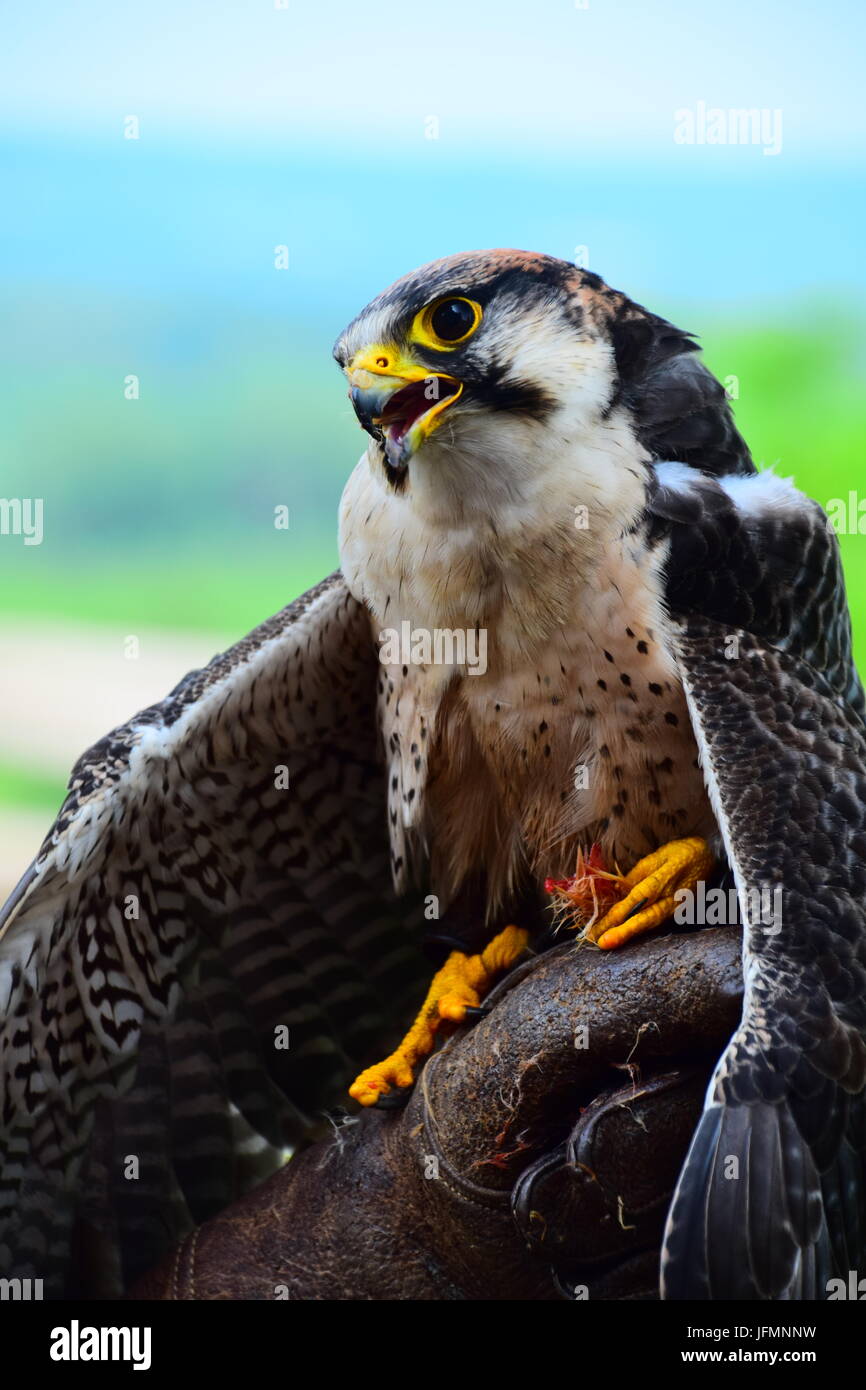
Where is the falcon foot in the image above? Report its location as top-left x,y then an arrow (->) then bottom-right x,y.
348,924 -> 530,1106
587,836 -> 715,950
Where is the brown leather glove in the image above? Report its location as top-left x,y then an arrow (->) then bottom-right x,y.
132,927 -> 742,1300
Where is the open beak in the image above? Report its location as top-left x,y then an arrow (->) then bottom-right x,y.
346,347 -> 462,475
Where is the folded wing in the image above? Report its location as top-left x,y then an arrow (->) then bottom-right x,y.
651,470 -> 866,1298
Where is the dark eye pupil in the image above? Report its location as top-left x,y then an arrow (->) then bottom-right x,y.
430,298 -> 475,341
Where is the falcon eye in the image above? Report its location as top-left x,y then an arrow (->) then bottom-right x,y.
429,298 -> 478,341
413,296 -> 482,349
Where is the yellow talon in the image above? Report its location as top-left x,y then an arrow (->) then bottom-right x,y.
587,836 -> 715,951
348,924 -> 530,1106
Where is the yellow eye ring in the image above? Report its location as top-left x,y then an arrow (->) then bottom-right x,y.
411,296 -> 482,350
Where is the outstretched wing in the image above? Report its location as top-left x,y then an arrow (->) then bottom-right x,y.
0,572 -> 429,1296
649,468 -> 866,1298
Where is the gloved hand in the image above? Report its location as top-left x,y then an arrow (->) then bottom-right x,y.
132,927 -> 742,1300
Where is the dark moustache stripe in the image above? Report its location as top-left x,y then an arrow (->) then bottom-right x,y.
467,366 -> 558,421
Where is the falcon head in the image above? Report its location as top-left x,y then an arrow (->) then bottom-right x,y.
334,249 -> 751,497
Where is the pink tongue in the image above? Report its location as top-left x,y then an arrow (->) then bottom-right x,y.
382,380 -> 435,439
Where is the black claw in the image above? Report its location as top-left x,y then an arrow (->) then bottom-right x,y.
622,896 -> 648,922
370,1085 -> 414,1110
550,1266 -> 586,1301
463,1005 -> 490,1020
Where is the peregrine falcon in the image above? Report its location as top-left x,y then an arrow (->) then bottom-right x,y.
1,250 -> 864,1301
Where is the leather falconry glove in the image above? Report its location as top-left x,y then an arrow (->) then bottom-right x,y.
132,926 -> 742,1300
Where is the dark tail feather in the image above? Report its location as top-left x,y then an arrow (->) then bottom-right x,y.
661,1101 -> 831,1299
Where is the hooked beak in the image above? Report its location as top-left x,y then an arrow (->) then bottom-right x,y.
346,347 -> 462,476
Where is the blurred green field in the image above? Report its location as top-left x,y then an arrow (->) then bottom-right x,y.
1,309 -> 863,821
0,763 -> 64,815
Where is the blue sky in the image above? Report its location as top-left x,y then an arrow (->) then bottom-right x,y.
3,0 -> 866,156
2,0 -> 865,317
